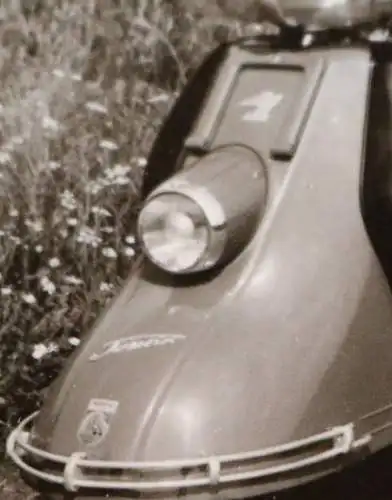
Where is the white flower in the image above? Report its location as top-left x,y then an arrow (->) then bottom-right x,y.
369,29 -> 389,42
101,226 -> 114,234
3,136 -> 24,151
42,115 -> 62,132
123,246 -> 136,257
48,161 -> 60,170
60,189 -> 77,211
76,226 -> 102,247
91,206 -> 111,217
135,156 -> 147,168
22,293 -> 37,305
66,217 -> 78,227
1,287 -> 12,296
85,180 -> 105,195
148,93 -> 170,104
40,276 -> 56,295
99,282 -> 113,292
48,341 -> 59,353
99,139 -> 118,151
48,257 -> 61,269
68,336 -> 81,346
10,136 -> 24,146
9,207 -> 19,217
25,218 -> 44,233
53,69 -> 81,81
10,235 -> 21,245
125,235 -> 136,245
114,176 -> 129,186
52,69 -> 66,78
64,275 -> 83,285
85,101 -> 108,114
104,164 -> 131,186
32,343 -> 48,360
53,213 -> 63,226
107,164 -> 131,179
31,342 -> 58,360
0,151 -> 11,164
59,228 -> 68,238
34,244 -> 44,253
101,247 -> 117,259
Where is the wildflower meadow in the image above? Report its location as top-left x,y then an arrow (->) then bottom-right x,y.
0,0 -> 256,497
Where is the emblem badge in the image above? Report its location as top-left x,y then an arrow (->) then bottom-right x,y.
239,90 -> 283,123
77,399 -> 119,447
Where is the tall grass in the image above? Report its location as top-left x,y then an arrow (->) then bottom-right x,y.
0,0 -> 257,470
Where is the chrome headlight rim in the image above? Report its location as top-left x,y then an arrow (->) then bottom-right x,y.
137,187 -> 228,275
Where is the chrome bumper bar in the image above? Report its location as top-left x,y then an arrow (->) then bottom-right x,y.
7,411 -> 368,494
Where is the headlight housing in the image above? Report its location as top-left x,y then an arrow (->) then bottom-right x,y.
137,146 -> 268,275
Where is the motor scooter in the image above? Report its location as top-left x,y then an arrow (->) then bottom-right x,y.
7,1 -> 392,499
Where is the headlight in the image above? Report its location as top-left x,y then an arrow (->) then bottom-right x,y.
138,193 -> 219,274
138,146 -> 268,275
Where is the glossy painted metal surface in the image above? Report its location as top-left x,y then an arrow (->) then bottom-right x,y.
202,0 -> 392,27
271,0 -> 392,26
7,24 -> 392,500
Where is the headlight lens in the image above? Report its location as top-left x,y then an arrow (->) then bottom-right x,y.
138,193 -> 211,274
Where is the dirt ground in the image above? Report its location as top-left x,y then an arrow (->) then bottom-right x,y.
1,464 -> 37,500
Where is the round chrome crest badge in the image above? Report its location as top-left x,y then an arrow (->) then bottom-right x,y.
77,399 -> 118,447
